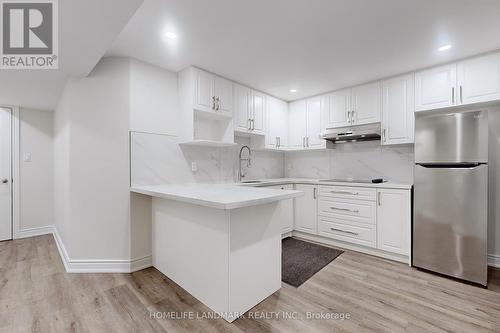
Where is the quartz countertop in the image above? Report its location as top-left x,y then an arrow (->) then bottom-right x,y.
238,178 -> 413,190
130,183 -> 303,210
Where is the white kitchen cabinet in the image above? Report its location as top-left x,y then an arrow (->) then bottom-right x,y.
376,189 -> 410,256
325,89 -> 351,128
194,69 -> 233,116
457,52 -> 500,105
265,96 -> 288,149
268,184 -> 294,234
306,96 -> 327,149
288,100 -> 307,149
351,82 -> 381,125
415,64 -> 457,111
234,84 -> 251,132
294,184 -> 318,234
251,91 -> 266,135
381,74 -> 415,145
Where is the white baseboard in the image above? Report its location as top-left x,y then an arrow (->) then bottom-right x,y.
51,227 -> 152,273
17,225 -> 55,239
488,254 -> 500,268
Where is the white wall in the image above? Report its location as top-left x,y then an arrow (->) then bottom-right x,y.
19,108 -> 54,232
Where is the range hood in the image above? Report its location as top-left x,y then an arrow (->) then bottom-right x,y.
321,123 -> 381,143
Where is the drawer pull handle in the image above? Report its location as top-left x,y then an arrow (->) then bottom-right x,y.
330,207 -> 359,213
330,227 -> 359,236
330,190 -> 359,195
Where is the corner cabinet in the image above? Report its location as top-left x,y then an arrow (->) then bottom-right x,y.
265,96 -> 288,149
194,69 -> 233,117
294,184 -> 318,234
288,98 -> 326,150
381,74 -> 415,145
376,189 -> 410,256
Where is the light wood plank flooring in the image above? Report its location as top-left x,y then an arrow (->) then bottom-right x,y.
1,234 -> 499,332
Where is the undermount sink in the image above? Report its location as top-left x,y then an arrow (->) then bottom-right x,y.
241,180 -> 264,184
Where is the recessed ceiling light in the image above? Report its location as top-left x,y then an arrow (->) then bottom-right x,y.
289,89 -> 297,93
164,31 -> 177,39
438,44 -> 452,52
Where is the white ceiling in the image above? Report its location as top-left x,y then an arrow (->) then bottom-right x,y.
107,0 -> 500,101
0,0 -> 143,110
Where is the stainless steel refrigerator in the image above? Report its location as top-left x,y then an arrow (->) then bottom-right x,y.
413,110 -> 488,286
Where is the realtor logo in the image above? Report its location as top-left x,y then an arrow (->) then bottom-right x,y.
1,0 -> 58,69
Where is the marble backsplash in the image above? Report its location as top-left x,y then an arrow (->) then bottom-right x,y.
130,132 -> 284,186
285,141 -> 414,184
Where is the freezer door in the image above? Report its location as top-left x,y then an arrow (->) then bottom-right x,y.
415,110 -> 488,163
413,164 -> 488,285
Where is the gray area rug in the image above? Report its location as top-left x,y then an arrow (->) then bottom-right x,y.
282,237 -> 343,287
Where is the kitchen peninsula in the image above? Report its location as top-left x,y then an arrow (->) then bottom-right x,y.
131,183 -> 302,322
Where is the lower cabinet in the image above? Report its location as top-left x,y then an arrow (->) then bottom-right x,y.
376,188 -> 410,256
267,184 -> 294,234
293,184 -> 318,234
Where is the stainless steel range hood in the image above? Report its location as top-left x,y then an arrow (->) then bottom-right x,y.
321,123 -> 381,143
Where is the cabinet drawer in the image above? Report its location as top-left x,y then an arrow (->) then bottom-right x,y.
318,198 -> 376,222
318,217 -> 376,248
319,185 -> 376,201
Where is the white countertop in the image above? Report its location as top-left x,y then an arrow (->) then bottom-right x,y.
238,178 -> 413,190
130,183 -> 303,210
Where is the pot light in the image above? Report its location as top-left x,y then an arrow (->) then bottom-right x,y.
289,89 -> 297,93
438,44 -> 452,52
164,31 -> 177,40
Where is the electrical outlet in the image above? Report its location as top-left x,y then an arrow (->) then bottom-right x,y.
191,162 -> 198,172
24,153 -> 32,162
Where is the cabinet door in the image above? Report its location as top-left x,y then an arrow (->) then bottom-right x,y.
376,189 -> 410,256
251,91 -> 265,135
294,184 -> 318,234
306,96 -> 326,149
415,64 -> 457,111
265,96 -> 288,149
268,185 -> 294,233
288,100 -> 307,149
233,84 -> 251,132
352,82 -> 381,125
381,74 -> 415,145
195,69 -> 214,112
457,52 -> 500,105
326,89 -> 351,128
213,76 -> 233,116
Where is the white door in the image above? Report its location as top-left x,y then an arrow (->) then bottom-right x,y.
351,81 -> 381,125
0,107 -> 12,241
294,184 -> 318,234
457,52 -> 500,105
195,69 -> 215,112
326,89 -> 351,128
376,189 -> 410,256
233,84 -> 251,132
265,96 -> 288,149
213,76 -> 233,116
268,185 -> 294,233
288,100 -> 307,149
381,74 -> 415,145
415,64 -> 457,111
251,91 -> 265,135
306,96 -> 326,149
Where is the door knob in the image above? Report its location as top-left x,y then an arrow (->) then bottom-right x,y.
1,179 -> 8,184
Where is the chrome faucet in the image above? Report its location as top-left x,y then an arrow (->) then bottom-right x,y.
238,145 -> 252,181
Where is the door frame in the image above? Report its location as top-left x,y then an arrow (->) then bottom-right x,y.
1,105 -> 20,240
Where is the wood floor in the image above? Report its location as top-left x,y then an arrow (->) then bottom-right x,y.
1,235 -> 500,333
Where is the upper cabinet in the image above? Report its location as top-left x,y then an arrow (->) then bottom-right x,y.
265,96 -> 288,150
415,51 -> 500,112
194,68 -> 233,117
288,100 -> 307,149
457,52 -> 500,105
324,83 -> 381,129
414,64 -> 456,111
251,90 -> 266,135
351,82 -> 381,125
233,85 -> 266,135
381,74 -> 415,145
288,98 -> 326,150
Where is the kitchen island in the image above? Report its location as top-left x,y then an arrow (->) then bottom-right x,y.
131,183 -> 302,322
